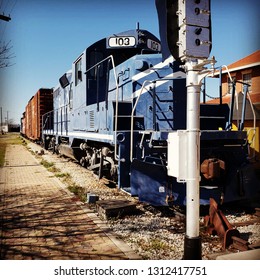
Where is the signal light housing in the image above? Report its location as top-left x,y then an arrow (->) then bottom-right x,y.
156,0 -> 212,61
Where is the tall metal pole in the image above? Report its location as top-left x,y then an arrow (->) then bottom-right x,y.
202,78 -> 206,104
183,60 -> 201,260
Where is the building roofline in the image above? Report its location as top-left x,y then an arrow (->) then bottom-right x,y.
221,62 -> 260,74
211,61 -> 260,77
210,50 -> 260,77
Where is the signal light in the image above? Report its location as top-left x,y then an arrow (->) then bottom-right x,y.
156,0 -> 212,61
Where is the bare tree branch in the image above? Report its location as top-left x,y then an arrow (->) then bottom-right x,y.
0,40 -> 15,68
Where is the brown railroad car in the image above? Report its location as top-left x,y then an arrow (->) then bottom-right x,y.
24,88 -> 53,141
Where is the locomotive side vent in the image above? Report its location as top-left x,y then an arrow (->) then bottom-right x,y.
89,110 -> 95,129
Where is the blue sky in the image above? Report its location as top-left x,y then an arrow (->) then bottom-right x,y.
0,0 -> 259,124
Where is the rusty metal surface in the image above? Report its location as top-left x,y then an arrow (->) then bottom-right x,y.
24,88 -> 53,141
201,158 -> 225,179
231,236 -> 249,251
204,198 -> 240,249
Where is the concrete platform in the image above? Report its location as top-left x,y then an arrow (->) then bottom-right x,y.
0,144 -> 140,260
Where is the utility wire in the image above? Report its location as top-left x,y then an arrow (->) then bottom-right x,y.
0,22 -> 7,41
2,0 -> 10,13
8,0 -> 16,14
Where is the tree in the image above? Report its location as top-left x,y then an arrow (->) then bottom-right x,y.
0,6 -> 14,68
0,40 -> 15,68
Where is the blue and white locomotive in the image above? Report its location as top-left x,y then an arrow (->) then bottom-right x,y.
42,28 -> 260,206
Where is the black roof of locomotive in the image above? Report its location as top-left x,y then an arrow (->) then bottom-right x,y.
86,29 -> 161,52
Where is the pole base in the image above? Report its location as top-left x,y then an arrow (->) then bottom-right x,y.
183,235 -> 202,260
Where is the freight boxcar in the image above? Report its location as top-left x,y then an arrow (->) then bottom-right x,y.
24,88 -> 53,141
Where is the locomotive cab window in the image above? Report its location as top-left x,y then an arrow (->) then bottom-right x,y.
75,58 -> 82,86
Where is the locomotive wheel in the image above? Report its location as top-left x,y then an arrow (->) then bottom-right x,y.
98,151 -> 104,180
55,144 -> 60,155
45,137 -> 56,153
51,138 -> 56,154
80,157 -> 86,167
110,165 -> 118,182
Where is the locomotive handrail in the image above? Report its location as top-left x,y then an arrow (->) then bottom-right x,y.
42,110 -> 54,133
84,55 -> 116,75
243,89 -> 257,159
42,103 -> 70,136
130,80 -> 154,162
42,112 -> 50,130
221,65 -> 256,158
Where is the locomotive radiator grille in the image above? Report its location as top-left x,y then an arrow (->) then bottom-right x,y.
89,110 -> 95,129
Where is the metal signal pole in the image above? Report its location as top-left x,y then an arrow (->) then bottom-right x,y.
183,60 -> 202,259
182,57 -> 216,259
160,0 -> 214,259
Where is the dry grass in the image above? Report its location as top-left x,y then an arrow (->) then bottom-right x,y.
0,133 -> 25,167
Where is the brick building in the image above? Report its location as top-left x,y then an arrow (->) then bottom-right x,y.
207,50 -> 260,159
